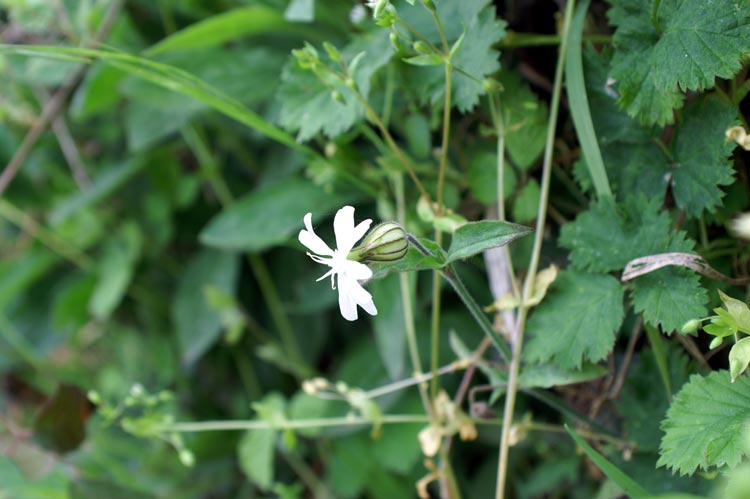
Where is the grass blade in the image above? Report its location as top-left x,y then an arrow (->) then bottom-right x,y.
565,424 -> 651,498
564,0 -> 612,199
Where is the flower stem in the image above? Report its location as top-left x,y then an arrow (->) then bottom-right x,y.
394,174 -> 433,415
494,0 -> 576,497
159,414 -> 431,433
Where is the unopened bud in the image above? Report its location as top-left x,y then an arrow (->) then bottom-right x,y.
413,41 -> 432,55
349,222 -> 409,263
420,0 -> 436,12
680,318 -> 701,334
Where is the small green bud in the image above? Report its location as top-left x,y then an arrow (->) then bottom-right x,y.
389,31 -> 404,53
413,40 -> 432,55
349,222 -> 409,263
482,78 -> 503,93
179,449 -> 195,467
323,41 -> 341,62
344,77 -> 358,91
680,318 -> 701,334
331,90 -> 346,105
372,0 -> 388,18
87,390 -> 101,405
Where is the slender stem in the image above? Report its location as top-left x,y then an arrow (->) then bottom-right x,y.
282,451 -> 334,499
247,254 -> 308,377
430,12 -> 453,401
495,1 -> 576,498
366,361 -> 467,399
442,269 -> 512,360
382,63 -> 395,128
499,32 -> 611,48
160,414 -> 432,433
394,174 -> 433,415
0,198 -> 93,269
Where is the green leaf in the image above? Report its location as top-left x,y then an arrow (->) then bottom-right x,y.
498,71 -> 548,170
512,179 -> 540,223
617,343 -> 695,452
729,337 -> 750,382
445,220 -> 531,263
399,0 -> 506,112
199,178 -> 356,252
370,273 -> 406,380
238,429 -> 276,490
518,362 -> 608,388
561,196 -> 691,273
670,96 -> 738,216
566,425 -> 652,498
88,222 -> 142,320
525,271 -> 625,369
172,249 -> 239,366
658,371 -> 750,475
608,0 -> 750,125
467,149 -> 517,204
277,30 -> 393,141
719,290 -> 750,333
630,267 -> 708,333
565,0 -> 611,199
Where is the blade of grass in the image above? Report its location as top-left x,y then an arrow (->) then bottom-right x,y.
564,0 -> 612,199
145,6 -> 323,56
565,424 -> 651,498
0,45 -> 316,157
645,323 -> 672,402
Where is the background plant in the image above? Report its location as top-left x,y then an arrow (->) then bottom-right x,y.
1,0 -> 749,498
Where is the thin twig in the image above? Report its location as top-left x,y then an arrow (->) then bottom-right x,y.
0,0 -> 123,197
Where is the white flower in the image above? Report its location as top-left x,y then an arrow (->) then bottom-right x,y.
299,206 -> 378,321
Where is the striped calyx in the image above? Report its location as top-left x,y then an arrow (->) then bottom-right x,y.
349,222 -> 408,263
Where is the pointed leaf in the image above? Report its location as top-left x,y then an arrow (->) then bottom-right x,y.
445,220 -> 530,263
729,337 -> 750,382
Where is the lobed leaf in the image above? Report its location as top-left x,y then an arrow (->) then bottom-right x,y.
658,371 -> 750,475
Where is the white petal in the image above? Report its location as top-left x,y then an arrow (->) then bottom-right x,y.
342,260 -> 373,281
299,213 -> 333,256
339,274 -> 377,318
333,206 -> 371,253
337,276 -> 359,321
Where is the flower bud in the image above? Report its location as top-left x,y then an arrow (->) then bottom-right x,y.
349,222 -> 409,263
680,318 -> 701,334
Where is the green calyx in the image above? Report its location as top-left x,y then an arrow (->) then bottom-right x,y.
349,221 -> 409,263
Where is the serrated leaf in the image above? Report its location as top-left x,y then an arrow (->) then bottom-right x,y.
561,196 -> 692,273
524,271 -> 625,369
630,267 -> 708,333
199,178 -> 356,252
399,0 -> 506,112
238,429 -> 276,490
658,371 -> 750,475
670,96 -> 738,216
497,71 -> 548,169
277,30 -> 392,141
608,0 -> 750,125
467,149 -> 517,204
729,337 -> 750,382
445,220 -> 531,263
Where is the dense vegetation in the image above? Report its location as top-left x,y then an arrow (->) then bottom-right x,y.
1,0 -> 749,498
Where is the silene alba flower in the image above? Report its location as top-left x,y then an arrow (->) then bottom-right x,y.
299,206 -> 407,321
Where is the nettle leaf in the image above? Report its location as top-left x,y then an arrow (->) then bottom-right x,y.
399,0 -> 506,112
608,0 -> 750,125
277,29 -> 392,141
561,196 -> 685,273
498,70 -> 548,170
658,371 -> 750,475
671,96 -> 738,216
631,267 -> 708,333
446,220 -> 531,263
525,271 -> 625,369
